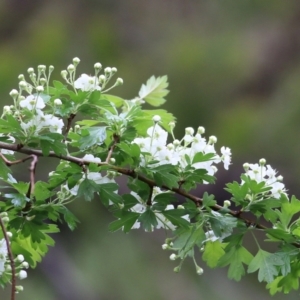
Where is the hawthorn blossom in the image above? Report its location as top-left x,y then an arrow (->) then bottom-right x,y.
243,162 -> 287,199
20,95 -> 45,110
74,74 -> 101,92
0,239 -> 7,276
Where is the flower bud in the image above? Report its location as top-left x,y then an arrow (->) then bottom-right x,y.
39,78 -> 47,85
177,205 -> 184,209
18,74 -> 25,81
18,270 -> 27,280
169,121 -> 175,129
277,175 -> 283,182
49,65 -> 54,72
109,158 -> 116,164
16,254 -> 24,262
116,78 -> 123,86
104,67 -> 112,74
185,127 -> 194,136
6,232 -> 13,238
196,266 -> 204,275
38,65 -> 46,72
169,253 -> 177,261
99,75 -> 106,84
15,285 -> 24,292
36,85 -> 44,92
3,106 -> 11,113
54,99 -> 62,106
72,57 -> 80,65
223,200 -> 231,208
0,212 -> 8,218
197,126 -> 205,134
259,158 -> 266,165
243,163 -> 250,171
22,261 -> 29,269
173,139 -> 180,147
152,115 -> 161,123
2,217 -> 9,223
74,124 -> 80,132
173,266 -> 180,273
111,67 -> 117,73
94,62 -> 102,69
61,70 -> 68,79
19,81 -> 27,89
27,68 -> 34,74
209,135 -> 217,144
9,89 -> 19,98
162,244 -> 168,250
67,64 -> 75,72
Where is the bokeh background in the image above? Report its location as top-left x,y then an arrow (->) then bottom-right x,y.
2,0 -> 300,299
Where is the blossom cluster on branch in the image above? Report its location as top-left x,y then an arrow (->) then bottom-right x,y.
0,58 -> 297,299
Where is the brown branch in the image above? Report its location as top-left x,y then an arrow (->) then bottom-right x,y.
63,113 -> 76,142
0,215 -> 16,300
105,133 -> 120,163
28,155 -> 38,197
0,141 -> 293,245
147,186 -> 153,206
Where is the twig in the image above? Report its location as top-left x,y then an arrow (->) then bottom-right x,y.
28,155 -> 38,197
0,215 -> 16,300
0,141 -> 294,245
63,113 -> 76,142
105,133 -> 120,163
147,186 -> 153,206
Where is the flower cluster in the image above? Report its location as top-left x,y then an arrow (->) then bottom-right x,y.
61,58 -> 123,93
242,159 -> 287,199
132,120 -> 231,178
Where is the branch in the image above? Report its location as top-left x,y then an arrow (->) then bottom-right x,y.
0,141 -> 291,245
0,215 -> 16,300
63,113 -> 76,142
105,133 -> 120,163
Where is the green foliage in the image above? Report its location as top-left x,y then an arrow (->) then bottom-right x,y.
0,59 -> 299,298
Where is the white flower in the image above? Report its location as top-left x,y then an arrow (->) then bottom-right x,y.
0,238 -> 8,258
220,146 -> 231,170
82,154 -> 101,164
18,270 -> 27,280
74,74 -> 101,92
20,95 -> 45,110
0,260 -> 5,276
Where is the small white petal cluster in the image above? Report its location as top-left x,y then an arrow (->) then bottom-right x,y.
74,74 -> 101,92
0,238 -> 8,276
132,124 -> 231,177
21,110 -> 64,134
243,162 -> 287,199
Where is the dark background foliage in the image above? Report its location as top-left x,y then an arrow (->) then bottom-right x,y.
2,0 -> 300,299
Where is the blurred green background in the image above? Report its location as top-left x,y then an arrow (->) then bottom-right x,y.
2,0 -> 300,299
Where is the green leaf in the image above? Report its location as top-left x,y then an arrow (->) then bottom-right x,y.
192,152 -> 216,164
138,75 -> 169,107
99,183 -> 121,206
57,206 -> 80,231
33,181 -> 51,201
79,126 -> 106,150
218,245 -> 253,281
138,208 -> 158,232
102,94 -> 124,107
248,249 -> 279,283
202,192 -> 217,208
122,194 -> 139,210
77,178 -> 99,201
109,211 -> 140,233
161,209 -> 190,229
209,210 -> 237,238
39,133 -> 67,156
203,240 -> 226,268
